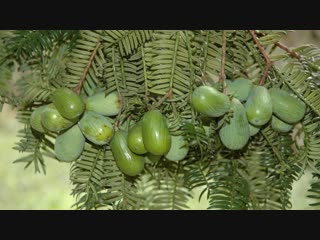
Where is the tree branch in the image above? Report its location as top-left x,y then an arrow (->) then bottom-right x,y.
219,31 -> 227,94
249,30 -> 272,86
274,42 -> 302,61
74,41 -> 102,95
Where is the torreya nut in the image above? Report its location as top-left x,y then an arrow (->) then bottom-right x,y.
165,135 -> 189,162
226,78 -> 253,102
54,124 -> 85,162
269,88 -> 306,124
219,98 -> 250,150
30,106 -> 47,133
111,130 -> 145,177
127,121 -> 147,155
271,115 -> 293,133
245,85 -> 273,126
85,91 -> 121,116
51,87 -> 85,120
41,103 -> 78,132
249,123 -> 260,137
191,85 -> 231,117
142,110 -> 171,155
79,111 -> 114,145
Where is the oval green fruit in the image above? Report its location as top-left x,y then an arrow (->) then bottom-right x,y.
127,121 -> 147,155
145,153 -> 162,164
85,91 -> 121,116
249,123 -> 260,136
226,78 -> 253,102
52,87 -> 85,120
219,98 -> 250,150
79,111 -> 114,145
111,130 -> 145,176
54,124 -> 85,162
269,88 -> 306,124
30,106 -> 47,133
41,103 -> 78,132
165,135 -> 189,162
271,115 -> 293,133
245,85 -> 273,126
142,110 -> 171,155
191,86 -> 231,117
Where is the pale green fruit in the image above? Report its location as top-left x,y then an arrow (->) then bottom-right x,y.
79,111 -> 114,145
85,91 -> 121,116
54,124 -> 85,162
165,135 -> 189,162
271,115 -> 293,133
226,78 -> 253,102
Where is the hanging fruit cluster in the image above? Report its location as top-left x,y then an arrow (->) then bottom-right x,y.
191,78 -> 306,150
30,88 -> 119,162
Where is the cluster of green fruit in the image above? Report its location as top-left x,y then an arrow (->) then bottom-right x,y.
30,88 -> 190,177
112,110 -> 189,176
30,88 -> 120,162
191,79 -> 306,150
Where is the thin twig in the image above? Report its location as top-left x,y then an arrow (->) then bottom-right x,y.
219,31 -> 227,94
74,41 -> 102,95
151,90 -> 173,110
255,31 -> 303,61
249,30 -> 272,86
274,42 -> 302,61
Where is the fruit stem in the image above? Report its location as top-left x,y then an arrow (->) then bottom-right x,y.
219,30 -> 227,94
249,30 -> 272,86
74,41 -> 102,95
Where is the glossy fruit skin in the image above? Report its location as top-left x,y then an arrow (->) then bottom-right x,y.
145,153 -> 162,164
111,130 -> 145,177
52,87 -> 85,120
79,111 -> 114,145
127,121 -> 147,155
269,88 -> 306,124
249,123 -> 260,136
245,85 -> 273,126
142,110 -> 171,155
226,78 -> 253,102
41,103 -> 78,132
54,124 -> 85,162
191,86 -> 231,117
165,135 -> 189,162
219,98 -> 250,150
30,106 -> 47,133
271,115 -> 293,133
85,91 -> 121,116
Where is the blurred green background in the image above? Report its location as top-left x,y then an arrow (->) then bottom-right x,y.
0,30 -> 319,210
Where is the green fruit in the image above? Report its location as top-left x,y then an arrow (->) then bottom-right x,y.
226,78 -> 253,102
249,123 -> 260,136
142,110 -> 171,155
79,111 -> 114,145
269,88 -> 306,124
111,130 -> 145,176
245,85 -> 273,126
54,124 -> 85,162
41,104 -> 77,132
271,115 -> 293,133
127,121 -> 147,155
219,98 -> 250,150
191,85 -> 231,117
85,91 -> 121,116
30,106 -> 47,133
145,153 -> 162,164
165,135 -> 189,162
52,87 -> 85,120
